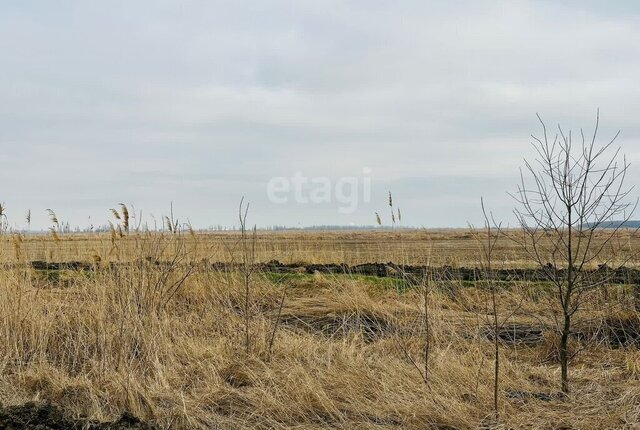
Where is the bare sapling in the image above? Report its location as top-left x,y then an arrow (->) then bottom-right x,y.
239,197 -> 257,355
512,110 -> 637,393
470,198 -> 503,420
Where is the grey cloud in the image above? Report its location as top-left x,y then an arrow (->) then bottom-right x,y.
1,1 -> 640,229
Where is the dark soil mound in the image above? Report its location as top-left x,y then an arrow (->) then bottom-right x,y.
0,402 -> 154,430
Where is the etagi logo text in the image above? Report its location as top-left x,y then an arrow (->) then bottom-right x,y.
266,169 -> 372,214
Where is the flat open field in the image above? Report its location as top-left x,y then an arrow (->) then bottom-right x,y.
5,228 -> 640,267
0,230 -> 638,429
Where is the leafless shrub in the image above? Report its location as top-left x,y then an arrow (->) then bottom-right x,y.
512,110 -> 637,393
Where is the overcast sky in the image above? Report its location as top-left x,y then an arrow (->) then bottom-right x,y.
1,1 -> 640,230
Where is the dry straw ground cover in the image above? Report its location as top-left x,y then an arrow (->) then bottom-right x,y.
0,228 -> 637,428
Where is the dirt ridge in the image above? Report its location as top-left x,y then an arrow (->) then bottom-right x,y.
0,401 -> 153,429
20,260 -> 640,284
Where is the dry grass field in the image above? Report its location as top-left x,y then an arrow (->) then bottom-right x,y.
0,229 -> 638,429
5,0 -> 640,428
5,228 -> 640,267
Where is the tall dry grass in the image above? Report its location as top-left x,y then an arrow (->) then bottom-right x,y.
0,230 -> 637,428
